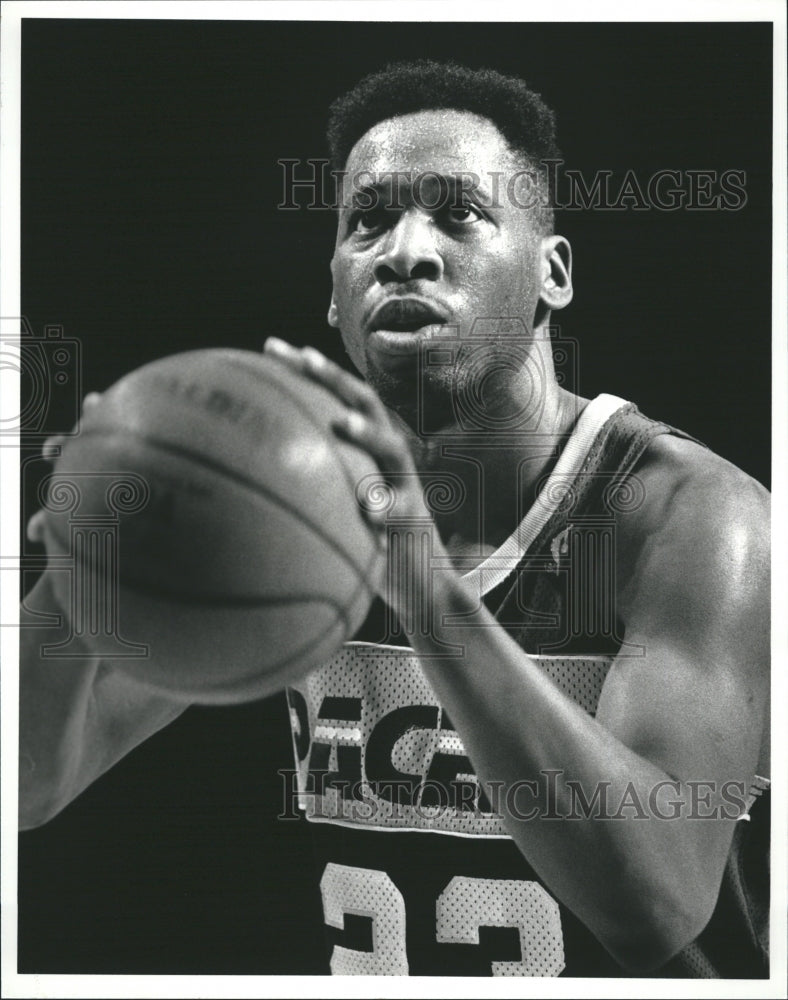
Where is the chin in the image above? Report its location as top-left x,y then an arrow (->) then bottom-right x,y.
364,354 -> 461,435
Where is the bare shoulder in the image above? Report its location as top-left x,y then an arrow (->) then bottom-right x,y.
615,433 -> 770,639
636,433 -> 769,509
621,434 -> 769,563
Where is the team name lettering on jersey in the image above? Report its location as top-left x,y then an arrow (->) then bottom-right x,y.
288,643 -> 611,835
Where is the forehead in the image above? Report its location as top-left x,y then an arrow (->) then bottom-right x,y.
343,109 -> 519,179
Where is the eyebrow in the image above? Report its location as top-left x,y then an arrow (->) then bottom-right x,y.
340,171 -> 496,211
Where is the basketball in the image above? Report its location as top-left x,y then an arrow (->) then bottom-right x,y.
43,349 -> 385,703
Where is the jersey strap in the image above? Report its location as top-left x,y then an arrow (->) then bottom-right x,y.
461,394 -> 629,599
491,401 -> 707,656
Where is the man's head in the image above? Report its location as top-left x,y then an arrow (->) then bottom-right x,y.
325,61 -> 573,431
327,60 -> 561,234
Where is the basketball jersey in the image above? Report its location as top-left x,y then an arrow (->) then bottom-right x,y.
286,395 -> 770,977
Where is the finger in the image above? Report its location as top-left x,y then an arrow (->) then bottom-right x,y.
265,337 -> 381,416
362,505 -> 391,533
333,418 -> 394,529
333,411 -> 413,476
41,435 -> 65,462
354,479 -> 391,531
41,394 -> 100,463
263,337 -> 329,388
263,335 -> 299,359
342,463 -> 392,533
26,510 -> 47,544
302,348 -> 383,416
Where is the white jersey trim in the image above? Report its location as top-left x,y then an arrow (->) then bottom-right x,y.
460,393 -> 630,598
302,810 -> 514,840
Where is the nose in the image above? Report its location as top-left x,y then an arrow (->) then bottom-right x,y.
373,210 -> 443,285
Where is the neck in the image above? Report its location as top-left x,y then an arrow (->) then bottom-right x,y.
392,358 -> 588,557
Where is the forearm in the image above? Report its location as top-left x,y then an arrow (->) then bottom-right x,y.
20,574 -> 187,829
405,570 -> 734,970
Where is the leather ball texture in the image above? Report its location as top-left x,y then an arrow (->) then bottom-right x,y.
45,349 -> 385,703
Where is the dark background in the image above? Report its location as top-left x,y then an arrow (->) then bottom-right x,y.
18,19 -> 772,973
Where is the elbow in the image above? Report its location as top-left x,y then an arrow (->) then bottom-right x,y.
602,886 -> 717,974
19,757 -> 74,831
19,793 -> 66,831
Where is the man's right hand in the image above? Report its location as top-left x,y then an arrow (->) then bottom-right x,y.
26,391 -> 101,540
19,393 -> 189,830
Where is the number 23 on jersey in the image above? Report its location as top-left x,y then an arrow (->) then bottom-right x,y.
321,863 -> 566,976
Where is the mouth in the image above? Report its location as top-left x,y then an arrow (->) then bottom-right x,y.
370,298 -> 448,334
367,298 -> 449,358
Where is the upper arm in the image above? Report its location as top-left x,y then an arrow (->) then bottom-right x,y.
596,441 -> 770,794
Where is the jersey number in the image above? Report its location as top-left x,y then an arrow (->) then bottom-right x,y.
320,863 -> 565,976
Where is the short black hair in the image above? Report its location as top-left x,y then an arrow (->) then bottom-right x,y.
326,60 -> 560,231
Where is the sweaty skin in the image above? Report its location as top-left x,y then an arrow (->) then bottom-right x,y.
264,109 -> 770,972
19,109 -> 769,975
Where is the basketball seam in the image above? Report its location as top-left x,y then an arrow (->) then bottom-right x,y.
222,353 -> 380,516
115,576 -> 368,609
66,426 -> 380,583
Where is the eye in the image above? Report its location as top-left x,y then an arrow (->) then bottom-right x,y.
351,206 -> 389,233
443,202 -> 485,225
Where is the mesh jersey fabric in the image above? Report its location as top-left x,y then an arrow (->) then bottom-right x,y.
286,396 -> 769,977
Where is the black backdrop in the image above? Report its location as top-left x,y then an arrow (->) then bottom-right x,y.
18,18 -> 772,974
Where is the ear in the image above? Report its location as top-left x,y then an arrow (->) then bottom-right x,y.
538,236 -> 573,312
327,294 -> 339,329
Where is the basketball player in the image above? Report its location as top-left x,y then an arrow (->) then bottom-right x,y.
20,62 -> 770,977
